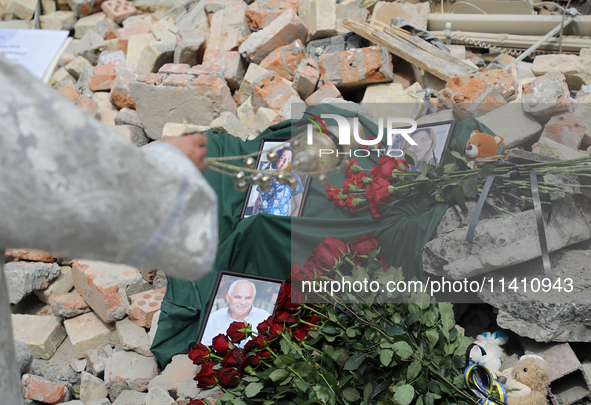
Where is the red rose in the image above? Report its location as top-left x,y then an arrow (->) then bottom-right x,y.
195,363 -> 216,388
211,334 -> 232,354
244,355 -> 261,367
257,350 -> 271,358
292,262 -> 319,282
226,321 -> 248,343
244,334 -> 267,351
275,310 -> 299,324
370,156 -> 399,182
188,343 -> 210,364
378,256 -> 390,271
308,237 -> 347,270
217,367 -> 240,388
257,316 -> 274,337
275,276 -> 298,312
221,347 -> 245,368
368,177 -> 391,205
188,400 -> 207,405
348,233 -> 379,256
269,322 -> 285,338
292,326 -> 308,341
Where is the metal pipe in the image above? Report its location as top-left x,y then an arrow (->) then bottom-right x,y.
429,13 -> 591,36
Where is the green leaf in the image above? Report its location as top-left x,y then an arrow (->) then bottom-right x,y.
420,163 -> 429,176
407,360 -> 421,380
409,291 -> 431,310
424,392 -> 435,405
461,177 -> 478,199
363,383 -> 373,403
242,376 -> 259,383
439,303 -> 455,340
386,325 -> 405,336
416,397 -> 424,405
405,150 -> 418,167
451,151 -> 467,162
343,387 -> 362,402
452,184 -> 468,212
344,353 -> 366,370
478,164 -> 494,179
394,384 -> 415,405
425,329 -> 439,350
328,312 -> 338,323
380,348 -> 394,366
392,341 -> 413,361
443,163 -> 457,173
270,369 -> 290,382
346,328 -> 356,338
280,337 -> 290,354
421,311 -> 437,328
415,174 -> 429,181
245,382 -> 264,398
296,381 -> 310,393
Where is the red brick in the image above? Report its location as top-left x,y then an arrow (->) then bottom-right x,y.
305,82 -> 342,104
540,112 -> 587,150
4,248 -> 60,263
245,9 -> 284,30
187,64 -> 220,76
50,291 -> 90,318
72,260 -> 143,323
191,74 -> 237,114
101,0 -> 137,24
259,39 -> 305,81
442,68 -> 517,104
125,287 -> 166,328
22,375 -> 69,404
258,0 -> 299,12
252,72 -> 300,111
90,65 -> 117,91
159,63 -> 190,74
239,9 -> 307,64
137,72 -> 165,85
215,51 -> 247,90
117,21 -> 155,53
162,74 -> 194,87
293,63 -> 319,99
204,2 -> 249,62
111,69 -> 136,109
76,95 -> 98,116
392,72 -> 413,89
62,85 -> 81,102
319,46 -> 394,90
105,25 -> 118,40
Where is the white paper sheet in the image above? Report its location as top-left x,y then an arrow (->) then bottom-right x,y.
0,29 -> 69,79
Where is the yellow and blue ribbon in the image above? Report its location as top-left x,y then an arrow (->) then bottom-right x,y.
464,363 -> 507,405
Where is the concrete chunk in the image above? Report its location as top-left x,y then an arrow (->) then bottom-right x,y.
50,290 -> 91,318
12,314 -> 67,360
147,355 -> 197,399
105,351 -> 158,399
64,312 -> 118,359
5,261 -> 61,305
115,318 -> 152,357
81,371 -> 109,404
423,197 -> 591,279
298,0 -> 337,41
34,265 -> 74,304
477,102 -> 543,148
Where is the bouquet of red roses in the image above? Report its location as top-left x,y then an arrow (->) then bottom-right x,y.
326,156 -> 409,217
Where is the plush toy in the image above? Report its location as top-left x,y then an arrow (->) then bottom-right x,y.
503,355 -> 549,405
469,331 -> 508,373
465,130 -> 504,161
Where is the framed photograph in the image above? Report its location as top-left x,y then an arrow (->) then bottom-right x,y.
240,137 -> 311,220
198,270 -> 284,347
386,120 -> 456,171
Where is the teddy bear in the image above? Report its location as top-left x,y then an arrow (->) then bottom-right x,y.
465,130 -> 504,161
469,331 -> 508,374
503,355 -> 549,405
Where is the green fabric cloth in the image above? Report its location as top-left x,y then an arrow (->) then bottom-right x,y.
150,106 -> 496,367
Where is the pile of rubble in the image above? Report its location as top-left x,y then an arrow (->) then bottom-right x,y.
6,249 -> 215,405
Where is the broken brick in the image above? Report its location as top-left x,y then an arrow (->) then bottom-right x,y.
125,288 -> 166,328
259,39 -> 305,81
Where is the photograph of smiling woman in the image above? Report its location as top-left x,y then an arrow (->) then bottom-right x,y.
399,128 -> 437,168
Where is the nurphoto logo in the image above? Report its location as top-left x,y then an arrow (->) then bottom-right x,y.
304,112 -> 419,158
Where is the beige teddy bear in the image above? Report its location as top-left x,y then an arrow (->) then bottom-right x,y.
503,355 -> 549,405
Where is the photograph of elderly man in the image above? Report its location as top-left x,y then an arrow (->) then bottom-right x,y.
200,279 -> 271,346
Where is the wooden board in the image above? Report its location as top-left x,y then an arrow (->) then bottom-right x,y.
342,19 -> 478,82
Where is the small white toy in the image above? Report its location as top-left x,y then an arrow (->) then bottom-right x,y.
469,331 -> 508,373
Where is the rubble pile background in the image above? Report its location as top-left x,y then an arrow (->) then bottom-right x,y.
2,0 -> 591,403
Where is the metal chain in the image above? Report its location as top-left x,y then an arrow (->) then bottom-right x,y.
449,32 -> 523,57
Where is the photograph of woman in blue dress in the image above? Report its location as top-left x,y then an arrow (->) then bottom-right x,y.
252,146 -> 305,216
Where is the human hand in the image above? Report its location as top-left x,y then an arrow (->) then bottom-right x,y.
159,133 -> 209,172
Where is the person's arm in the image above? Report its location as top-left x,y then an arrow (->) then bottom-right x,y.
253,193 -> 261,214
0,56 -> 217,281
